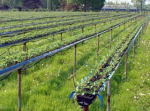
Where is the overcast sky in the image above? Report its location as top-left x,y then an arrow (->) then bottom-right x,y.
106,0 -> 132,4
106,0 -> 150,4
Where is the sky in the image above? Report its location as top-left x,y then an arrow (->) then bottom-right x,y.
107,0 -> 132,4
106,0 -> 150,4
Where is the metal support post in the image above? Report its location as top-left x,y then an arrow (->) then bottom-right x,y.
107,80 -> 111,111
73,45 -> 77,89
23,42 -> 27,74
18,69 -> 21,111
60,33 -> 63,41
133,42 -> 135,56
97,35 -> 100,55
82,27 -> 84,33
125,53 -> 128,80
110,29 -> 112,49
83,106 -> 89,111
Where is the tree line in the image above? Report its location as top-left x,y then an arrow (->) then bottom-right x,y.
106,0 -> 147,11
0,0 -> 105,11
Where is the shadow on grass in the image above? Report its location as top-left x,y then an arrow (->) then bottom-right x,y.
47,48 -> 97,91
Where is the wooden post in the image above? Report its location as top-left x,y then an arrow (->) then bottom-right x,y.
111,29 -> 112,41
97,35 -> 100,55
70,25 -> 73,36
82,41 -> 84,45
138,34 -> 140,47
60,33 -> 63,41
142,26 -> 144,35
110,29 -> 112,49
23,42 -> 27,52
74,45 -> 77,75
82,27 -> 84,33
73,45 -> 77,89
18,69 -> 21,111
124,23 -> 125,30
125,53 -> 128,80
146,21 -> 149,31
23,43 -> 27,74
95,24 -> 97,32
118,25 -> 120,42
52,34 -> 55,41
107,80 -> 111,111
133,42 -> 135,57
83,106 -> 89,111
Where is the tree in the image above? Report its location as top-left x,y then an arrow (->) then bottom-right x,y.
68,0 -> 105,11
145,4 -> 150,10
0,0 -> 106,11
22,0 -> 42,9
41,0 -> 62,11
2,0 -> 15,8
131,0 -> 146,11
0,0 -> 22,8
90,0 -> 105,11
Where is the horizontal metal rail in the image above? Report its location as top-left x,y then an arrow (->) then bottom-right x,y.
0,16 -> 141,79
0,13 -> 107,23
0,13 -> 134,36
0,15 -> 140,48
98,23 -> 145,93
0,13 -> 124,30
0,14 -> 134,38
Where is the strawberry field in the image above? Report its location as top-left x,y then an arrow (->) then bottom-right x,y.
0,11 -> 149,111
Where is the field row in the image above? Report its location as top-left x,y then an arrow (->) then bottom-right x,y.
0,12 -> 148,111
0,14 -> 142,69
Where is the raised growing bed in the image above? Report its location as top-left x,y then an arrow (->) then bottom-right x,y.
75,23 -> 144,108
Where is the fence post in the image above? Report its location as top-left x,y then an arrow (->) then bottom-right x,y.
73,45 -> 77,89
60,33 -> 63,41
23,42 -> 27,52
18,69 -> 21,111
118,25 -> 120,42
125,53 -> 128,80
107,80 -> 111,111
138,32 -> 141,47
124,23 -> 125,30
133,42 -> 135,57
97,35 -> 100,56
53,34 -> 55,41
82,27 -> 84,33
95,24 -> 97,32
110,29 -> 112,49
23,42 -> 27,58
23,42 -> 27,74
111,29 -> 112,41
83,106 -> 89,111
104,22 -> 106,25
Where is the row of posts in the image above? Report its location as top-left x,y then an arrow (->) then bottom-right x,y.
106,22 -> 144,111
16,16 -> 141,111
82,17 -> 144,111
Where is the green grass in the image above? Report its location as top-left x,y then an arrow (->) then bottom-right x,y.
110,23 -> 150,111
0,14 -> 135,68
90,22 -> 150,111
0,13 -> 149,111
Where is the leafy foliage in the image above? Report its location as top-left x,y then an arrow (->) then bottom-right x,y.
0,0 -> 105,11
